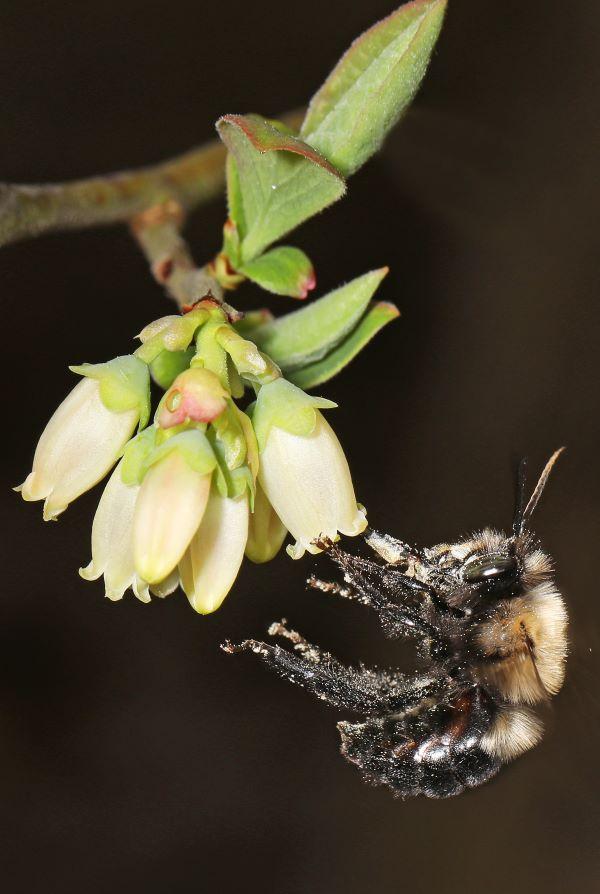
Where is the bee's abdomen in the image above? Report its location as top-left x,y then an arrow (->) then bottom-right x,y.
338,685 -> 501,799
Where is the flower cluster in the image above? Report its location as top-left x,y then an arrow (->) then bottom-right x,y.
17,300 -> 366,613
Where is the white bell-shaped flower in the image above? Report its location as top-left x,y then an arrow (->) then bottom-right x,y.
133,445 -> 213,585
80,461 -> 178,602
180,490 -> 249,614
18,377 -> 140,520
253,379 -> 366,559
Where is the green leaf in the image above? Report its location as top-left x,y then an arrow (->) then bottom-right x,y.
216,114 -> 346,261
250,267 -> 388,371
288,302 -> 400,390
301,0 -> 447,176
234,308 -> 274,338
239,246 -> 316,299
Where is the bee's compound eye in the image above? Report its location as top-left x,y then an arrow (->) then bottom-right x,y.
462,553 -> 519,594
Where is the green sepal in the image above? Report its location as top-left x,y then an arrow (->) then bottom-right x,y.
211,450 -> 229,498
213,459 -> 255,505
232,404 -> 259,485
289,301 -> 400,390
301,0 -> 447,176
239,246 -> 316,299
136,307 -> 210,363
230,464 -> 255,506
245,482 -> 287,563
227,356 -> 245,399
120,426 -> 158,486
150,348 -> 194,390
70,355 -> 151,429
216,325 -> 281,385
250,267 -> 388,371
252,378 -> 336,451
192,318 -> 230,388
145,429 -> 217,477
209,430 -> 255,504
217,113 -> 346,262
211,401 -> 247,471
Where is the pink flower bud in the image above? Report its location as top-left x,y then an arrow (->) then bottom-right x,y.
157,368 -> 228,429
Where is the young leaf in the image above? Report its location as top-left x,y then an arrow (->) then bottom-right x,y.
239,246 -> 316,299
216,114 -> 346,261
250,267 -> 388,371
301,0 -> 447,176
288,302 -> 400,390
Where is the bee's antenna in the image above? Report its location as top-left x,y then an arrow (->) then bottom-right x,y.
512,456 -> 529,537
519,447 -> 566,533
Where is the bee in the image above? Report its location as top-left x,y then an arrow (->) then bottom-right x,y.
224,450 -> 568,799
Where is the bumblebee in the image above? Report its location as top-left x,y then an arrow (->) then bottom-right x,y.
224,450 -> 568,799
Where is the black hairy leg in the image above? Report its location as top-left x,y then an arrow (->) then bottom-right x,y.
222,619 -> 451,716
311,539 -> 442,642
339,685 -> 501,799
226,452 -> 568,798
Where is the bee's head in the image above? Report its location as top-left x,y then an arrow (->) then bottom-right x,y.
458,450 -> 568,704
443,449 -> 566,602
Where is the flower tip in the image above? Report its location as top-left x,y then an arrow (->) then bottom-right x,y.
186,592 -> 223,615
17,472 -> 66,519
132,578 -> 152,603
79,561 -> 101,582
42,498 -> 67,522
286,542 -> 306,560
15,472 -> 46,502
134,556 -> 174,587
346,504 -> 368,536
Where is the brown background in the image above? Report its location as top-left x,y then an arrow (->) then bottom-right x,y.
2,1 -> 599,892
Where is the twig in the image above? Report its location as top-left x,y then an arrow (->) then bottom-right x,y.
0,140 -> 226,249
130,200 -> 241,320
0,109 -> 304,249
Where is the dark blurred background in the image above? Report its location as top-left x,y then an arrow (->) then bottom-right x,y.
2,1 -> 599,892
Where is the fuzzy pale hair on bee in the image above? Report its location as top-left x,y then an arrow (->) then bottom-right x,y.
225,449 -> 568,799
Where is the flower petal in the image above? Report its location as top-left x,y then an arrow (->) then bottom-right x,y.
19,378 -> 139,520
79,461 -> 149,602
150,568 -> 180,599
133,450 -> 212,584
245,481 -> 287,563
180,491 -> 249,614
258,412 -> 366,559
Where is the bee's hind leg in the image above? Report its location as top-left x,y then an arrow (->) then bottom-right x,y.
222,620 -> 445,716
